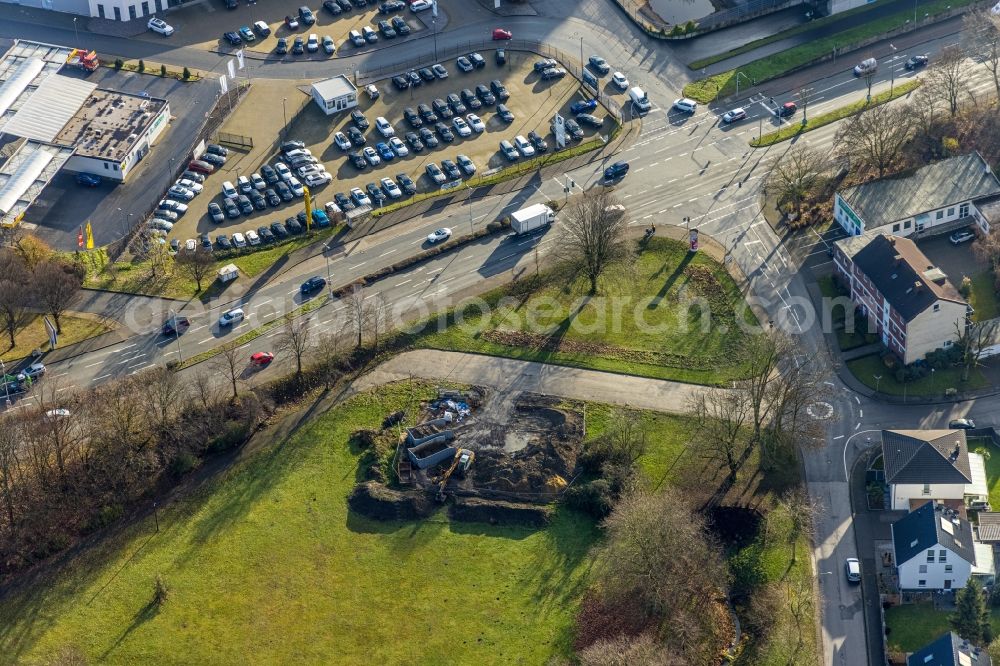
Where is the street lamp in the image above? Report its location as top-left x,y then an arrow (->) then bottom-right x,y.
323,244 -> 333,298
873,374 -> 882,392
73,17 -> 78,44
889,43 -> 898,95
0,359 -> 10,408
282,97 -> 288,139
432,17 -> 438,62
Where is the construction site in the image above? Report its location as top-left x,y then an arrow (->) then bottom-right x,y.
348,387 -> 586,527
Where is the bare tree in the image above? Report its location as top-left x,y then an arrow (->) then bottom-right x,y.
145,235 -> 171,279
369,292 -> 390,349
787,575 -> 815,652
174,248 -> 215,292
192,369 -> 221,412
33,259 -> 82,334
0,416 -> 22,532
277,314 -> 311,376
143,366 -> 183,433
776,487 -> 820,563
739,331 -> 787,447
956,319 -> 1000,382
579,632 -> 681,666
33,383 -> 81,484
315,331 -> 348,390
214,342 -> 246,401
0,269 -> 32,350
765,352 -> 829,460
553,193 -> 631,294
925,45 -> 972,116
12,235 -> 52,270
835,102 -> 914,177
690,389 -> 752,481
766,145 -> 824,217
973,228 -> 1000,278
345,284 -> 368,348
963,7 -> 1000,98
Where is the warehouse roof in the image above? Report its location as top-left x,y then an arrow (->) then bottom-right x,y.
1,73 -> 97,142
0,138 -> 75,228
55,88 -> 168,162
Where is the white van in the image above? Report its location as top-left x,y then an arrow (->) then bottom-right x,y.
853,57 -> 877,76
629,86 -> 651,113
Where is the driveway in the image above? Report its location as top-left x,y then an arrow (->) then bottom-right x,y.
916,233 -> 989,292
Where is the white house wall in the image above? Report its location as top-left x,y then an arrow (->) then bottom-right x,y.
891,483 -> 967,511
897,548 -> 972,590
904,301 -> 967,364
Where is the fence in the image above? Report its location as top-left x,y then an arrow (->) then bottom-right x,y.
215,131 -> 254,149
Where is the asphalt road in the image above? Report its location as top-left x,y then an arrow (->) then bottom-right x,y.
5,2 -> 1000,663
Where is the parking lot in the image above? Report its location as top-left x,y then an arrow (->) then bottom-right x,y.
166,49 -> 617,245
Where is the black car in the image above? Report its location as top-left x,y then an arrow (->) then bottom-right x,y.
292,37 -> 305,54
261,164 -> 279,184
588,55 -> 611,75
200,233 -> 213,250
275,37 -> 289,54
435,122 -> 455,142
490,79 -> 510,101
366,182 -> 387,204
163,316 -> 190,336
527,130 -> 548,152
208,202 -> 225,223
603,160 -> 629,180
460,89 -> 482,110
346,126 -> 366,146
181,170 -> 206,183
440,159 -> 461,180
271,221 -> 289,238
280,139 -> 306,152
396,173 -> 416,195
249,190 -> 267,211
404,107 -> 423,128
432,98 -> 453,119
405,131 -> 425,152
475,83 -> 496,105
323,0 -> 342,12
468,52 -> 486,69
446,93 -> 466,114
576,113 -> 603,128
237,195 -> 254,215
496,103 -> 514,123
351,109 -> 369,130
275,181 -> 294,201
337,0 -> 352,9
378,0 -> 404,11
349,151 -> 368,169
223,31 -> 242,45
257,225 -> 275,243
223,198 -> 241,218
564,118 -> 584,140
392,74 -> 410,90
417,103 -> 438,123
334,192 -> 355,210
418,67 -> 436,82
378,20 -> 397,38
206,143 -> 228,156
298,5 -> 316,24
419,127 -> 439,148
225,0 -> 237,8
301,276 -> 327,295
392,16 -> 410,35
350,0 -> 366,6
216,234 -> 232,250
495,48 -> 506,65
264,188 -> 281,206
905,54 -> 929,70
403,71 -> 420,88
286,217 -> 304,234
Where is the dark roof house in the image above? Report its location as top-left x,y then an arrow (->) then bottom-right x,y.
907,631 -> 992,666
882,429 -> 972,485
893,501 -> 976,567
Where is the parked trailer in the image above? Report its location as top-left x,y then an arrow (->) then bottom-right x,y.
510,203 -> 555,235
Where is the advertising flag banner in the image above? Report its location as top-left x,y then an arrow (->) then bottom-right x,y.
689,228 -> 699,252
236,50 -> 245,70
227,58 -> 236,79
77,227 -> 84,248
219,74 -> 229,94
303,187 -> 313,231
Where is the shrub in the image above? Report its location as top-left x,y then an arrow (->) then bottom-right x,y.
169,451 -> 199,477
684,20 -> 697,33
182,66 -> 191,80
83,504 -> 124,534
729,544 -> 766,597
960,275 -> 973,298
669,24 -> 684,36
565,479 -> 614,519
114,58 -> 123,71
154,574 -> 170,605
138,59 -> 145,73
160,64 -> 167,77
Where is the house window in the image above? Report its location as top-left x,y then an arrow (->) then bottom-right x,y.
97,3 -> 106,17
960,203 -> 970,217
933,304 -> 940,313
945,565 -> 953,573
128,4 -> 136,19
923,483 -> 931,495
113,6 -> 121,19
918,579 -> 927,587
893,224 -> 900,232
936,211 -> 944,220
919,565 -> 928,573
927,550 -> 935,562
904,220 -> 912,229
103,163 -> 109,170
939,550 -> 947,562
947,208 -> 955,217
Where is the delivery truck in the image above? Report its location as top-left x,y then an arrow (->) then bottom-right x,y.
510,203 -> 555,235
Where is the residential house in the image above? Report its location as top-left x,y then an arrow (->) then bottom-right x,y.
882,430 -> 989,512
891,501 -> 995,591
907,631 -> 992,666
833,233 -> 969,364
834,152 -> 1000,238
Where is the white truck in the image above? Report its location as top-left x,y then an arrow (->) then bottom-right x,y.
510,203 -> 555,235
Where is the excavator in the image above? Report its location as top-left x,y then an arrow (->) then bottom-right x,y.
432,448 -> 474,502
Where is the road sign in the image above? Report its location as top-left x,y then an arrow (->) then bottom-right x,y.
553,113 -> 566,149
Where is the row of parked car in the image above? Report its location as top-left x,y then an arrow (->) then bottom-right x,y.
147,145 -> 231,236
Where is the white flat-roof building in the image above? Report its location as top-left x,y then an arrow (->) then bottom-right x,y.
310,75 -> 358,116
0,0 -> 172,21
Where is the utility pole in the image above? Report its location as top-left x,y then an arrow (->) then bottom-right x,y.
889,43 -> 897,95
282,97 -> 288,138
324,243 -> 333,298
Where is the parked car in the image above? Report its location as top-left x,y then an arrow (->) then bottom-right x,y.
392,75 -> 410,90
285,14 -> 300,29
363,146 -> 381,166
432,63 -> 448,79
381,177 -> 402,199
435,122 -> 454,143
350,186 -> 372,206
456,56 -> 474,73
396,173 -> 416,195
461,89 -> 482,110
388,136 -> 408,157
236,195 -> 253,215
425,162 -> 446,184
588,55 -> 610,75
377,20 -> 397,38
378,0 -> 405,12
417,103 -> 438,123
563,118 -> 583,141
576,113 -> 603,128
346,127 -> 366,147
456,154 -> 476,175
950,229 -> 976,245
253,20 -> 271,37
298,5 -> 316,24
216,234 -> 232,250
257,225 -> 275,243
366,182 -> 386,204
490,79 -> 510,101
205,143 -> 227,155
844,558 -> 861,583
323,0 -> 342,13
223,198 -> 241,218
292,37 -> 305,54
611,71 -> 629,90
475,84 -> 496,105
223,31 -> 242,46
433,98 -> 453,119
410,0 -> 432,10
323,35 -> 336,54
238,26 -> 256,42
362,25 -> 378,43
208,202 -> 225,223
513,135 -> 534,157
306,33 -> 319,52
76,173 -> 101,187
499,139 -> 519,161
148,17 -> 175,36
271,221 -> 290,238
407,70 -> 422,86
540,67 -> 567,80
440,159 -> 461,180
264,188 -> 281,206
403,107 -> 423,128
950,418 -> 976,429
305,171 -> 332,187
392,16 -> 410,35
349,29 -> 365,47
419,127 -> 438,148
496,103 -> 514,123
446,93 -> 466,114
418,67 -> 436,82
405,131 -> 425,152
452,116 -> 472,137
275,161 -> 293,180
467,113 -> 486,133
351,109 -> 370,130
495,48 -> 506,65
570,99 -> 598,115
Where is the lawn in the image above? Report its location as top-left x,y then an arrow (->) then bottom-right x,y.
413,237 -> 758,386
971,437 -> 1000,510
847,353 -> 988,397
0,382 -> 600,664
0,314 -> 114,363
885,603 -> 1000,652
969,271 -> 1000,321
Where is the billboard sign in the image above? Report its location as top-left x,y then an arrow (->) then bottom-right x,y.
553,113 -> 566,149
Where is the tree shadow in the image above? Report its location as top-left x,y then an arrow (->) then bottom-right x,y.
648,251 -> 693,309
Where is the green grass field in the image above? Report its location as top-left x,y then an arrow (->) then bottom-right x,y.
0,314 -> 114,363
847,354 -> 988,396
885,603 -> 1000,652
969,272 -> 1000,321
413,238 -> 757,386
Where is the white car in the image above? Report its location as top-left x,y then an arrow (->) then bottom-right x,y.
158,200 -> 188,214
452,116 -> 472,137
350,187 -> 372,207
288,176 -> 305,197
275,162 -> 292,181
147,17 -> 174,36
176,178 -> 203,193
673,98 -> 697,113
411,0 -> 432,10
334,132 -> 352,151
456,154 -> 476,175
513,135 -> 535,157
611,71 -> 629,91
250,173 -> 266,190
167,185 -> 195,201
722,107 -> 747,123
427,227 -> 452,244
185,238 -> 197,251
307,34 -> 319,53
232,232 -> 247,247
380,177 -> 402,199
16,362 -> 45,382
466,113 -> 485,133
388,136 -> 408,157
375,116 -> 395,137
245,229 -> 261,246
222,181 -> 238,198
237,175 -> 253,193
297,163 -> 326,178
219,308 -> 245,327
305,171 -> 332,187
150,219 -> 174,231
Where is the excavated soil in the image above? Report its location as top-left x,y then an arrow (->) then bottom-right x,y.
348,481 -> 433,521
449,497 -> 553,528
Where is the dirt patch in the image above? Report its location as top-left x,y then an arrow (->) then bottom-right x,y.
348,481 -> 433,521
448,497 -> 553,528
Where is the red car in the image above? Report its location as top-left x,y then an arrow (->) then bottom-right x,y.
188,159 -> 215,174
250,351 -> 275,367
492,28 -> 512,40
